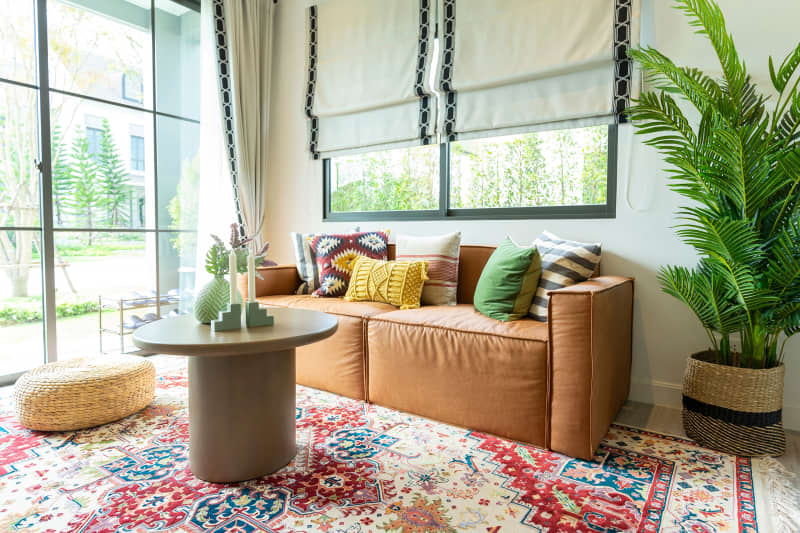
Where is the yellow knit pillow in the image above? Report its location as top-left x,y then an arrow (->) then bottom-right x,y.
344,256 -> 429,309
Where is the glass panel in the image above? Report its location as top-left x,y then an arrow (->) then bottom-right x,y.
158,231 -> 196,315
54,231 -> 155,357
0,229 -> 44,376
155,0 -> 201,120
0,82 -> 40,227
50,93 -> 154,229
330,145 -> 440,212
0,0 -> 37,85
449,126 -> 609,209
47,0 -> 153,108
157,116 -> 200,229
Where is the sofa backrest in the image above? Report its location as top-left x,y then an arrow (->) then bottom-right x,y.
388,242 -> 601,305
387,243 -> 496,304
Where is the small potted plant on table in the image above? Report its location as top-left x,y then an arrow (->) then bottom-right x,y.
194,224 -> 276,324
629,0 -> 800,455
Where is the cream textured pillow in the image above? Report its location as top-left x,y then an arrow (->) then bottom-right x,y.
396,232 -> 461,305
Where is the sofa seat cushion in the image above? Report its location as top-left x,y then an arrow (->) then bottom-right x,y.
367,304 -> 549,446
254,294 -> 394,402
257,294 -> 396,318
368,304 -> 548,342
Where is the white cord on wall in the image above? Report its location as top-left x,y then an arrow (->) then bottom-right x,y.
623,0 -> 656,213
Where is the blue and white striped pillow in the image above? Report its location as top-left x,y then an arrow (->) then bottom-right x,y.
529,231 -> 601,321
291,227 -> 360,295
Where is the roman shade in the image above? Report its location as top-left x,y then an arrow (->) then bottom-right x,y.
305,0 -> 435,159
438,0 -> 640,142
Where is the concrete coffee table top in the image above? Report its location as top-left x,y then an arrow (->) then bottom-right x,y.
132,307 -> 338,356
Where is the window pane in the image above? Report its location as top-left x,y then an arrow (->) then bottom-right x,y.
55,231 -> 155,357
330,145 -> 439,212
0,0 -> 37,85
155,0 -> 201,120
449,126 -> 609,209
0,83 -> 40,227
158,231 -> 196,315
50,93 -> 154,229
47,0 -> 152,109
0,229 -> 44,376
157,116 -> 199,229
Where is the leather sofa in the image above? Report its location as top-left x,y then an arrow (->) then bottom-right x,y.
241,244 -> 634,460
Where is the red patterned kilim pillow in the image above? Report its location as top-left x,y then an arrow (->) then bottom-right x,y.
310,231 -> 390,297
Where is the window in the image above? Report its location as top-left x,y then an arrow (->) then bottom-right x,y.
0,0 -> 201,380
324,124 -> 617,220
86,126 -> 103,159
130,134 -> 145,171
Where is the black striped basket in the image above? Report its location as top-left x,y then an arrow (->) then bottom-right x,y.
682,351 -> 785,457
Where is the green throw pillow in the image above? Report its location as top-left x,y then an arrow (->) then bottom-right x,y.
473,237 -> 542,322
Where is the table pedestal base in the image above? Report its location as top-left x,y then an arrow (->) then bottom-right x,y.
188,349 -> 296,482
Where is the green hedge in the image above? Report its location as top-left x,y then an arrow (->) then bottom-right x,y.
0,300 -> 100,325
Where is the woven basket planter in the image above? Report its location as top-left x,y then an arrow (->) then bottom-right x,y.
683,351 -> 785,456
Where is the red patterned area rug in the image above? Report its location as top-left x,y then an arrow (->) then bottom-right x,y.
0,356 -> 794,532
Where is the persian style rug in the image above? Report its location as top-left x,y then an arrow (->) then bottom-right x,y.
0,356 -> 795,532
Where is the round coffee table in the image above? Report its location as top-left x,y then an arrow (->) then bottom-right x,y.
132,307 -> 337,483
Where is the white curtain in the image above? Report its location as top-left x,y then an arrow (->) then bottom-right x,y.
195,0 -> 236,290
306,0 -> 436,158
438,0 -> 640,141
225,0 -> 274,249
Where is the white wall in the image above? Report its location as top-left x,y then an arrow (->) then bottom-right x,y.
264,0 -> 800,430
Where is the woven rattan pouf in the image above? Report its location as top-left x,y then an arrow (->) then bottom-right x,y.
13,355 -> 156,431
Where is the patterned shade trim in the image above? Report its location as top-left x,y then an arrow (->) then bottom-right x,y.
614,0 -> 633,123
213,0 -> 246,235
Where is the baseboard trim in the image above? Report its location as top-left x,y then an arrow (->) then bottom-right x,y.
628,377 -> 800,432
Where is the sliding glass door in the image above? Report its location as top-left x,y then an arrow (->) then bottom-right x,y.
0,0 -> 200,380
0,2 -> 45,378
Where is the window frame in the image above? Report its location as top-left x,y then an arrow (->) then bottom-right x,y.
322,124 -> 618,222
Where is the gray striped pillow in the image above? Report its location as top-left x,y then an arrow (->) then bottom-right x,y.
290,232 -> 319,294
291,228 -> 360,294
529,231 -> 601,321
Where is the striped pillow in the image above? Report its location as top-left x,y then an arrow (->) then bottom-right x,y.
291,227 -> 359,294
290,232 -> 320,295
529,231 -> 601,321
396,232 -> 461,305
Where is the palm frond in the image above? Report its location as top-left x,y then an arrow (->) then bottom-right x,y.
675,0 -> 748,102
630,47 -> 725,116
769,41 -> 800,93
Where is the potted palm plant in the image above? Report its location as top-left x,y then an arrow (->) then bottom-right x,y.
629,0 -> 800,456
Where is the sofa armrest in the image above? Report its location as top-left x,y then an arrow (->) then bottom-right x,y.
547,276 -> 634,460
238,264 -> 301,298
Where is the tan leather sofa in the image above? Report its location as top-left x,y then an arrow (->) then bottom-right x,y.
241,244 -> 634,460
